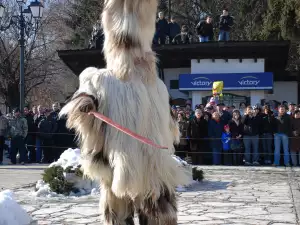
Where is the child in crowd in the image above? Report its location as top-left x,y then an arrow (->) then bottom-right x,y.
222,125 -> 232,165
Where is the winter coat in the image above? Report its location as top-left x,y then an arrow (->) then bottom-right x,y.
228,119 -> 243,138
38,116 -> 57,139
0,115 -> 8,137
187,117 -> 208,145
9,116 -> 28,138
275,114 -> 292,136
219,110 -> 232,125
34,114 -> 44,127
168,22 -> 181,39
208,119 -> 223,149
25,113 -> 36,137
242,115 -> 262,136
178,120 -> 189,146
261,114 -> 277,134
55,115 -> 76,148
195,21 -> 214,39
172,32 -> 192,45
156,18 -> 169,35
221,132 -> 231,151
290,118 -> 300,152
49,110 -> 60,121
219,15 -> 234,31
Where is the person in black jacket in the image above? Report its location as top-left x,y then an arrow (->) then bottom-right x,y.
24,107 -> 36,163
228,110 -> 244,165
168,17 -> 181,41
34,105 -> 45,163
216,103 -> 232,125
187,109 -> 208,165
195,15 -> 214,42
153,12 -> 169,45
261,107 -> 276,165
242,106 -> 262,166
218,8 -> 234,41
38,109 -> 57,163
273,105 -> 292,166
208,112 -> 224,165
54,115 -> 77,161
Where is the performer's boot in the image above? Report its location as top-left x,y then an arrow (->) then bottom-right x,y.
101,184 -> 134,225
140,188 -> 177,225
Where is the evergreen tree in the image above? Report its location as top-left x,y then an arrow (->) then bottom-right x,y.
259,0 -> 300,40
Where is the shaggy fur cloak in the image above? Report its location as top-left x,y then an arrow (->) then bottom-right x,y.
60,0 -> 190,224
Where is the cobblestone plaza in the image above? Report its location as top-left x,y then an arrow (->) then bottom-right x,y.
1,165 -> 300,224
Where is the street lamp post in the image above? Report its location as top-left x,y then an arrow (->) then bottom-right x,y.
0,0 -> 44,113
168,0 -> 171,20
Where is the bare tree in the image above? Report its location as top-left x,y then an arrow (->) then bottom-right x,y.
0,0 -> 72,109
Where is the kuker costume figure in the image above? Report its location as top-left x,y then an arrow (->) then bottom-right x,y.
60,0 -> 190,224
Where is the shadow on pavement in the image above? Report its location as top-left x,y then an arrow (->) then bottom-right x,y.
187,180 -> 231,192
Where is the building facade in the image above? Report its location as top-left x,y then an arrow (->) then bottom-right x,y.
58,41 -> 296,108
164,58 -> 297,109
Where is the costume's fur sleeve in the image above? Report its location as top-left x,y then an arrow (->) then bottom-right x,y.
59,67 -> 105,157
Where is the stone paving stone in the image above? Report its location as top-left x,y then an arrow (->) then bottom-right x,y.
226,219 -> 270,225
32,207 -> 67,215
231,207 -> 269,216
178,215 -> 212,221
64,207 -> 99,217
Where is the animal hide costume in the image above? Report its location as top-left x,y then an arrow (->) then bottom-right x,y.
60,0 -> 190,224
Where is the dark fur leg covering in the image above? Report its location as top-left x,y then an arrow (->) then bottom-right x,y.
138,209 -> 149,225
125,213 -> 135,225
101,185 -> 134,225
140,188 -> 178,225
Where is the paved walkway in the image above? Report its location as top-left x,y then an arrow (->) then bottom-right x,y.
0,164 -> 47,190
5,166 -> 300,224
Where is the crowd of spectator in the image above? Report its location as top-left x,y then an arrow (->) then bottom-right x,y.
154,8 -> 234,45
173,99 -> 300,167
0,103 -> 76,165
2,98 -> 299,168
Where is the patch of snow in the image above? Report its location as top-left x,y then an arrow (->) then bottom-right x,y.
91,187 -> 100,196
0,190 -> 32,225
172,155 -> 195,189
34,180 -> 60,198
172,155 -> 189,166
49,148 -> 81,169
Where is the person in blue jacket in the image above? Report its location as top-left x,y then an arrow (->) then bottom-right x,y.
222,124 -> 232,165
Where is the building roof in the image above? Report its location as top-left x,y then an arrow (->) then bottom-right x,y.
58,40 -> 290,78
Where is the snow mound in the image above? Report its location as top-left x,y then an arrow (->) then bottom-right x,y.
35,148 -> 99,198
49,148 -> 81,169
0,190 -> 32,225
